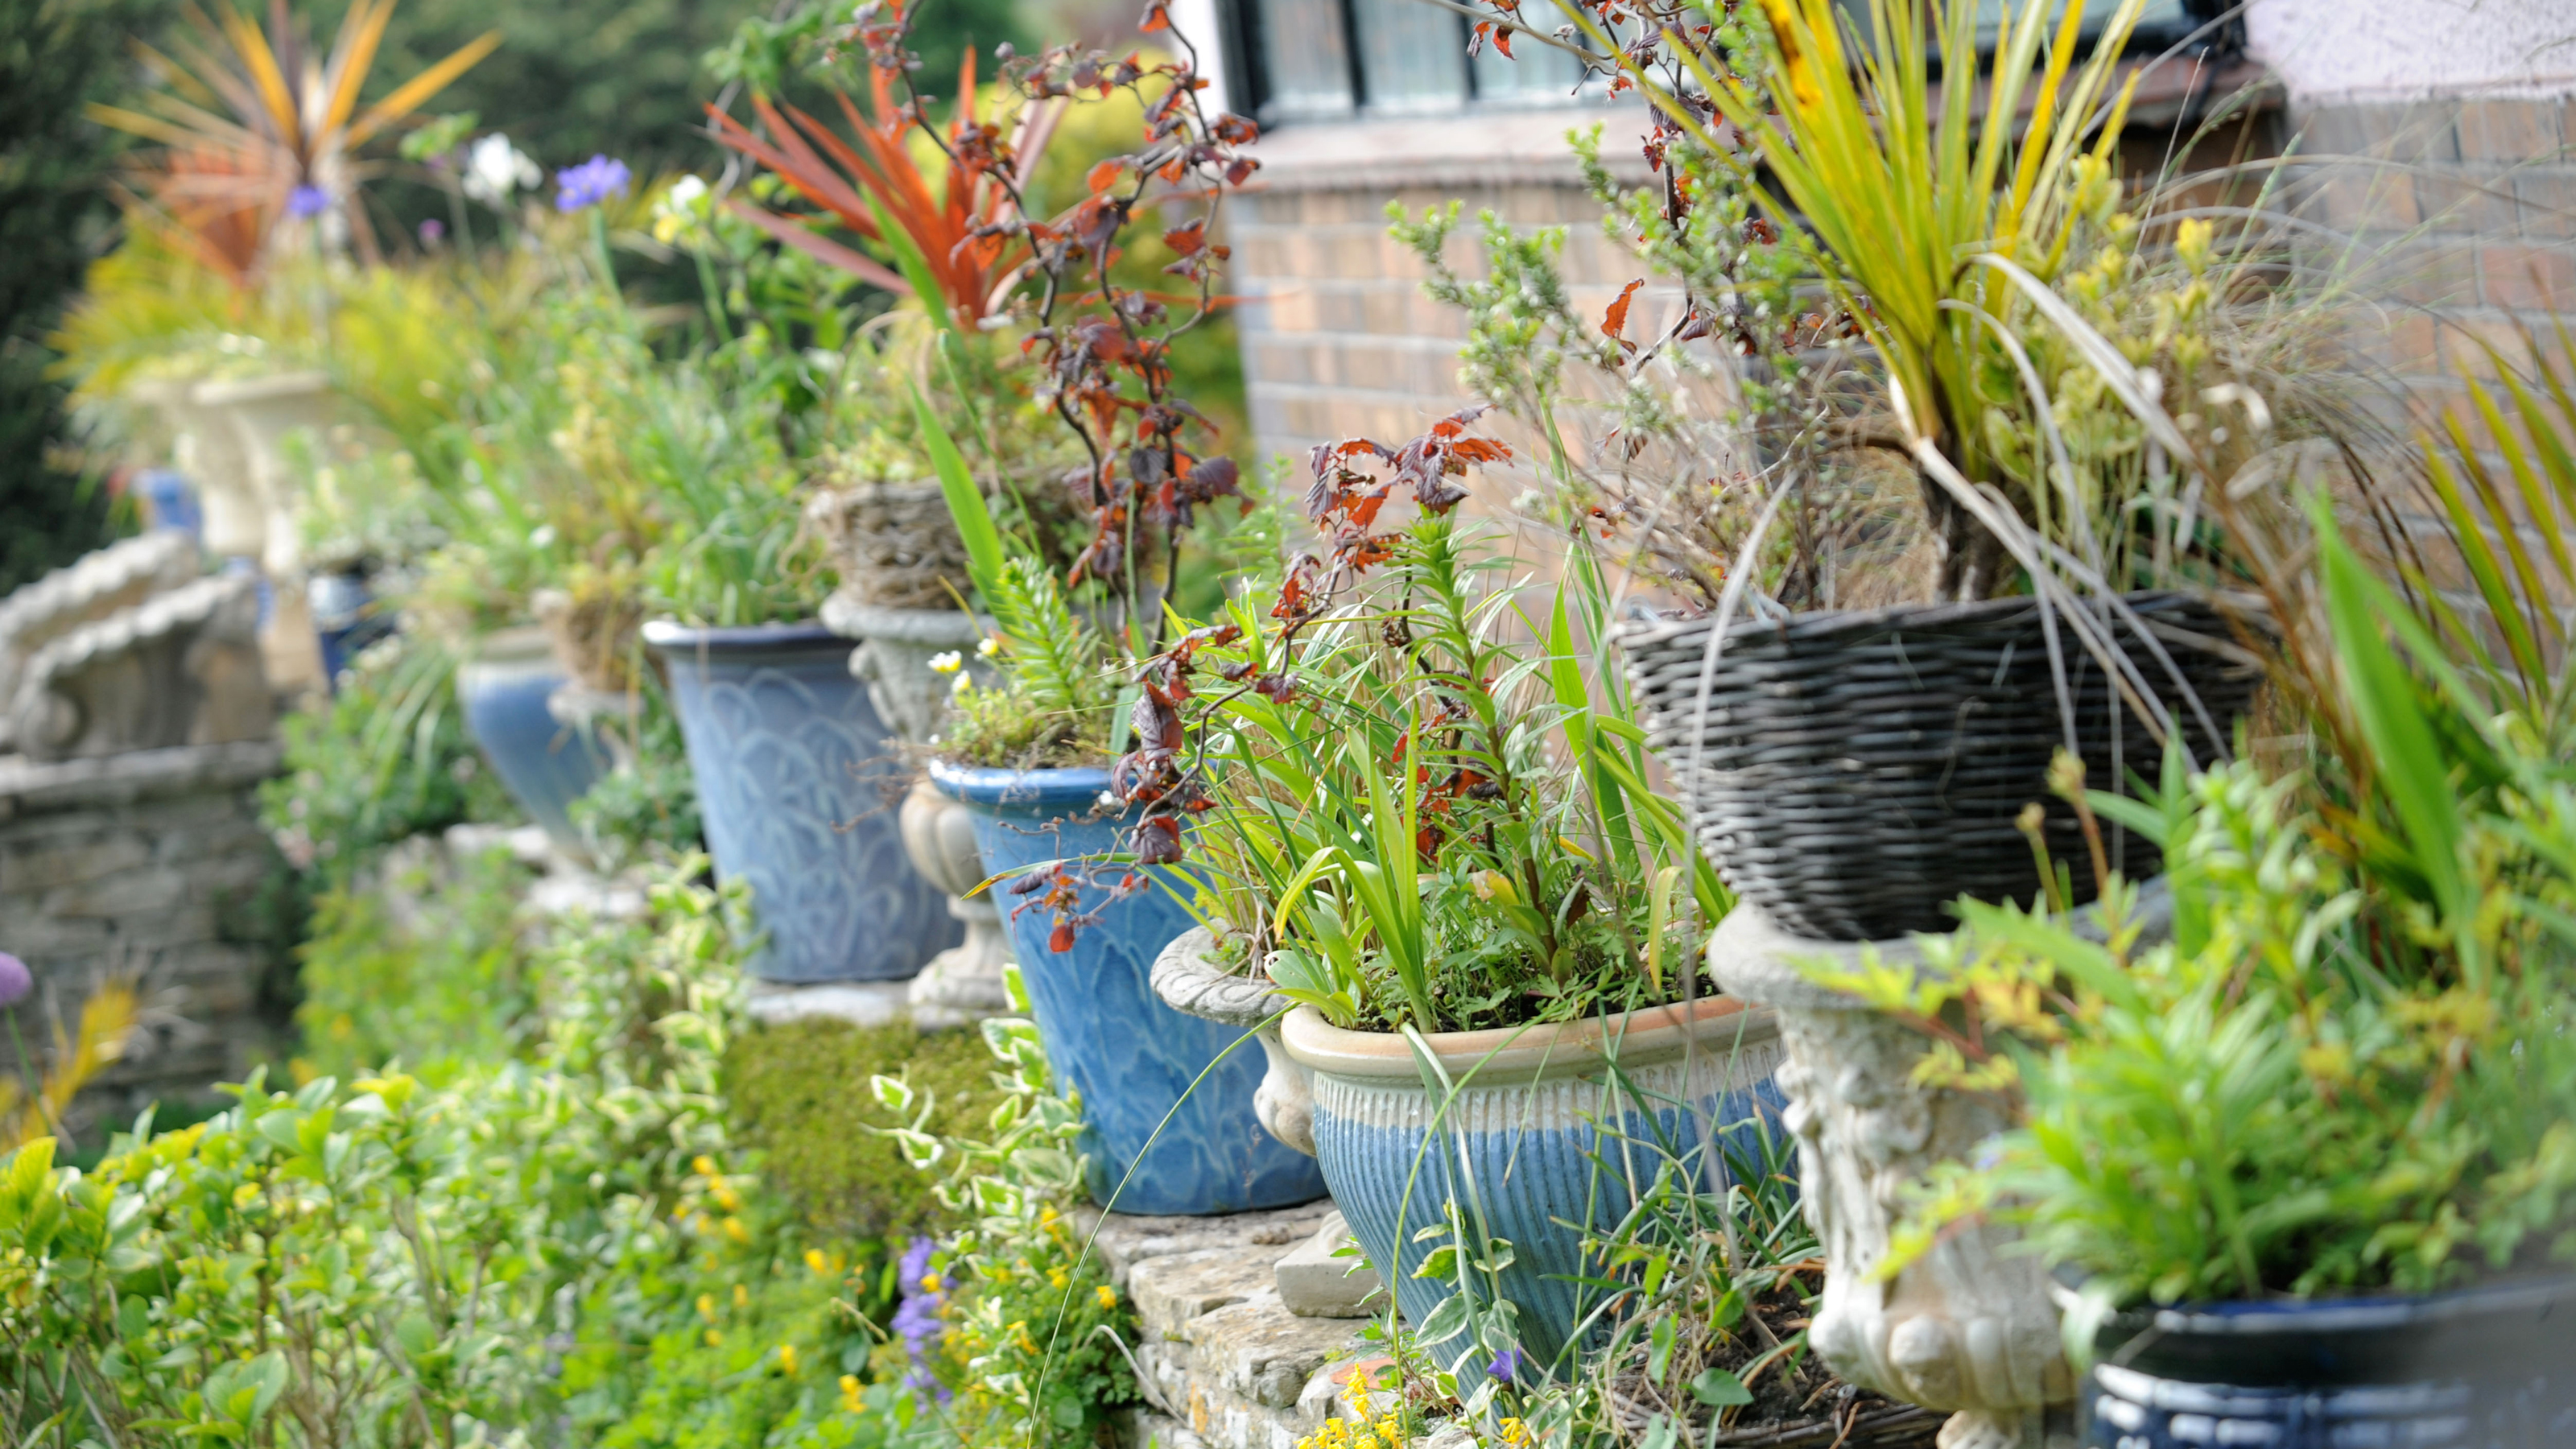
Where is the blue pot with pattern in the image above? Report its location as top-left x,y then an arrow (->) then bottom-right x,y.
648,621 -> 956,984
927,761 -> 1327,1216
1276,997 -> 1789,1368
2079,1274 -> 2576,1447
456,626 -> 610,852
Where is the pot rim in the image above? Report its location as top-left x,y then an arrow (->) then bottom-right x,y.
1613,586 -> 2270,656
2087,1269 -> 2576,1343
927,758 -> 1116,811
1281,994 -> 1777,1087
642,618 -> 840,654
460,625 -> 557,668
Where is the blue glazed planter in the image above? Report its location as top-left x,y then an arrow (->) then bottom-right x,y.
648,621 -> 956,984
1280,1000 -> 1789,1368
927,761 -> 1327,1216
2081,1274 -> 2576,1448
456,627 -> 609,852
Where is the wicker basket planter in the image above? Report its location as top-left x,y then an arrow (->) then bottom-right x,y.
1617,592 -> 2262,941
805,481 -> 972,611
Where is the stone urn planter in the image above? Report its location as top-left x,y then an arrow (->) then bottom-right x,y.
194,371 -> 338,700
895,778 -> 1014,1027
648,621 -> 955,985
1203,919 -> 1787,1367
126,377 -> 257,561
456,626 -> 611,852
927,762 -> 1327,1216
1704,888 -> 2173,1449
2074,1274 -> 2576,1447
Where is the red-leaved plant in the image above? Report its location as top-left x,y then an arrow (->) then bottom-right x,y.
840,0 -> 1257,632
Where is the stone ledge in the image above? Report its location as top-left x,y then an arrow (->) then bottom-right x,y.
0,741 -> 283,820
1075,1201 -> 1384,1449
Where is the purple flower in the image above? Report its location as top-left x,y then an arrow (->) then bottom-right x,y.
554,155 -> 631,213
1486,1346 -> 1530,1385
419,217 -> 446,244
890,1236 -> 952,1401
287,184 -> 330,219
0,953 -> 27,1009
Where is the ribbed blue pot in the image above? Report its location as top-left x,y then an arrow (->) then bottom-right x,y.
648,621 -> 956,984
1282,1001 -> 1790,1368
927,761 -> 1328,1216
456,627 -> 609,852
2081,1274 -> 2576,1447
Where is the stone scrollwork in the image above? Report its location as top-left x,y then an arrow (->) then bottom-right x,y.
1704,894 -> 2164,1449
0,534 -> 204,748
1149,927 -> 1315,1158
10,573 -> 272,762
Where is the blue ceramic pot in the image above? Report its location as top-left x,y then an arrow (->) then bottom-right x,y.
927,761 -> 1327,1216
1279,1000 -> 1789,1368
647,621 -> 955,984
2081,1274 -> 2576,1447
456,627 -> 609,851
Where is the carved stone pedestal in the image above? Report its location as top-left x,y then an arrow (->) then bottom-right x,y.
820,592 -> 1013,1028
1707,890 -> 2168,1449
894,778 -> 1013,1028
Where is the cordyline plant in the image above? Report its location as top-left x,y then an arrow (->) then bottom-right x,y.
92,0 -> 499,279
707,52 -> 1066,324
843,0 -> 1257,638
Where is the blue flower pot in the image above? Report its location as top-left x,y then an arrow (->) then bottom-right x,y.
2081,1274 -> 2576,1447
927,761 -> 1327,1216
456,627 -> 610,852
648,621 -> 956,984
1280,1000 -> 1789,1368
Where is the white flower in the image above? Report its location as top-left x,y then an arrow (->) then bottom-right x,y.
528,523 -> 557,550
652,175 -> 711,245
976,636 -> 1000,658
928,650 -> 964,675
950,673 -> 973,698
464,134 -> 542,208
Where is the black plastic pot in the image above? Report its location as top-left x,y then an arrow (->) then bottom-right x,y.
1616,592 -> 2264,941
2083,1275 -> 2576,1447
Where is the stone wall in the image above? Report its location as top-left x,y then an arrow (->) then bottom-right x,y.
0,741 -> 294,1136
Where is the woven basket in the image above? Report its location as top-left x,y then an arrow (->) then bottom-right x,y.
1617,592 -> 2264,941
805,481 -> 972,610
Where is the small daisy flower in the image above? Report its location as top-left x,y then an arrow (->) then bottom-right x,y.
929,651 -> 964,675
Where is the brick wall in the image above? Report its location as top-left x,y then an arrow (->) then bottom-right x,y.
1231,105 -> 1654,469
2290,93 -> 2576,441
0,742 -> 294,1136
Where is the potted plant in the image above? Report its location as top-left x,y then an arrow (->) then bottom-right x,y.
1810,517 -> 2576,1444
1431,0 -> 2284,942
1121,403 -> 1789,1366
778,0 -> 1323,1212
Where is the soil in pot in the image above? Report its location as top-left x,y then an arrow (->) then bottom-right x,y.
1618,592 -> 2264,940
648,621 -> 956,984
929,760 -> 1327,1216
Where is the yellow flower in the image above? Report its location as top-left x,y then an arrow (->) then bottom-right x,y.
231,1182 -> 261,1209
778,1344 -> 800,1375
733,1283 -> 751,1309
840,1374 -> 865,1414
1095,1285 -> 1117,1310
704,1328 -> 723,1347
724,1216 -> 750,1245
712,1183 -> 741,1212
920,1273 -> 943,1294
1498,1418 -> 1529,1447
806,1249 -> 830,1275
989,1265 -> 1011,1286
696,1294 -> 718,1322
693,1155 -> 718,1176
1048,1268 -> 1069,1290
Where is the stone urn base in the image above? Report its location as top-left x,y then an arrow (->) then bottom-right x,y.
1706,888 -> 2170,1449
896,778 -> 1013,1028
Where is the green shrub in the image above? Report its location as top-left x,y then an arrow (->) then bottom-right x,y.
724,1019 -> 1002,1241
293,841 -> 537,1085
